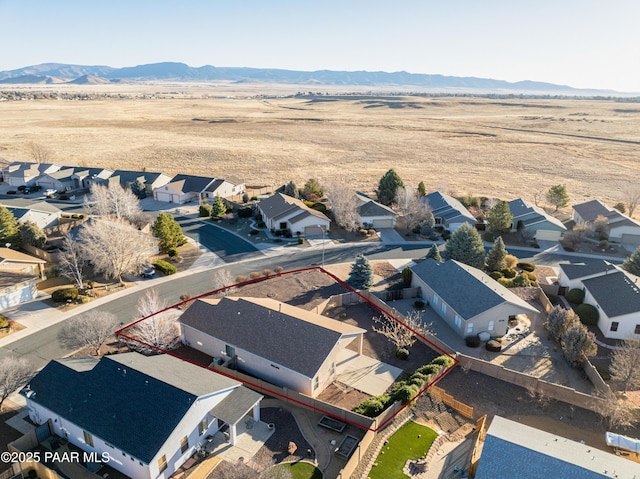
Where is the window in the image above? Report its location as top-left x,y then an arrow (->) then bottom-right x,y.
488,321 -> 495,332
466,323 -> 474,335
225,344 -> 235,358
158,455 -> 167,473
610,322 -> 619,332
454,315 -> 461,329
441,302 -> 446,314
313,376 -> 319,390
180,436 -> 189,454
279,222 -> 287,230
635,325 -> 640,335
198,417 -> 208,436
432,294 -> 438,306
83,431 -> 93,447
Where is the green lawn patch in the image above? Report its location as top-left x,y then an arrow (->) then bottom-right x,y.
271,461 -> 322,479
369,421 -> 438,479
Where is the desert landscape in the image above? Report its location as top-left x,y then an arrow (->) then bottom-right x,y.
1,83 -> 639,205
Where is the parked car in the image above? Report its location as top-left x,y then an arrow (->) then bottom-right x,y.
141,266 -> 156,278
23,185 -> 42,194
45,188 -> 56,196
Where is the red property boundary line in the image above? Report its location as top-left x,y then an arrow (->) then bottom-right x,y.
115,266 -> 458,432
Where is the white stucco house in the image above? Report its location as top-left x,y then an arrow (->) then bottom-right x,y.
179,296 -> 366,398
411,259 -> 539,339
0,248 -> 46,310
558,261 -> 640,340
508,198 -> 566,241
257,192 -> 331,237
354,192 -> 397,229
35,168 -> 77,192
1,198 -> 62,230
110,170 -> 172,196
23,352 -> 263,479
421,191 -> 476,232
1,162 -> 60,187
573,199 -> 640,249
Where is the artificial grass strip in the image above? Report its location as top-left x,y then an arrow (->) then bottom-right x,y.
274,461 -> 323,479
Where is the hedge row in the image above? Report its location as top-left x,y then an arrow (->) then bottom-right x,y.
154,260 -> 177,276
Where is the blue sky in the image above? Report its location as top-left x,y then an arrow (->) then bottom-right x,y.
2,0 -> 638,92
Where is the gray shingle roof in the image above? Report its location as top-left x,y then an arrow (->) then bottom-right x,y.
508,198 -> 566,231
558,261 -> 615,280
259,193 -> 329,224
582,271 -> 640,317
411,259 -> 537,319
422,191 -> 476,225
573,200 -> 612,223
111,170 -> 168,186
0,199 -> 61,214
168,174 -> 216,193
25,353 -> 242,464
355,192 -> 396,218
179,297 -> 364,378
475,416 -> 638,479
209,387 -> 263,425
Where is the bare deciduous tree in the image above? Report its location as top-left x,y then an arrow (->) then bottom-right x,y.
212,268 -> 235,295
58,311 -> 120,355
324,181 -> 359,232
596,389 -> 639,429
372,310 -> 431,351
622,186 -> 640,218
85,183 -> 142,224
126,288 -> 179,353
27,141 -> 53,164
79,218 -> 156,283
0,356 -> 35,411
395,186 -> 431,230
58,234 -> 85,289
610,338 -> 640,393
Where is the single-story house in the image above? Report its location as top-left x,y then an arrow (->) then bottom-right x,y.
71,168 -> 114,189
179,296 -> 366,397
355,192 -> 397,229
411,259 -> 539,338
1,162 -> 60,187
1,199 -> 62,229
558,261 -> 640,340
473,416 -> 638,479
153,174 -> 243,204
0,247 -> 46,279
110,170 -> 172,196
421,191 -> 476,232
35,168 -> 77,192
257,192 -> 330,236
201,178 -> 245,201
573,199 -> 640,248
23,352 -> 263,479
508,198 -> 566,241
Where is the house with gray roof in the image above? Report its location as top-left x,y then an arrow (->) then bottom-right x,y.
508,198 -> 566,241
0,198 -> 61,229
35,167 -> 77,192
474,416 -> 638,479
71,167 -> 114,189
153,174 -> 244,204
355,192 -> 397,229
411,259 -> 539,338
23,352 -> 263,479
110,169 -> 172,196
557,260 -> 617,291
421,191 -> 476,232
1,161 -> 60,187
179,296 -> 366,397
257,192 -> 330,237
573,199 -> 640,249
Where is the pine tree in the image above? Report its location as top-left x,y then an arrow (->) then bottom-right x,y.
302,178 -> 323,200
623,246 -> 640,276
562,324 -> 597,368
284,181 -> 299,199
376,169 -> 404,206
417,181 -> 426,197
131,179 -> 147,199
546,184 -> 570,211
485,237 -> 508,271
348,255 -> 374,289
485,200 -> 513,235
210,194 -> 227,220
443,223 -> 485,269
425,244 -> 442,262
151,213 -> 187,254
19,221 -> 46,248
544,305 -> 578,343
0,206 -> 21,249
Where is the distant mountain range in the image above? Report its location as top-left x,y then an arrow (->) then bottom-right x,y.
0,62 -> 615,93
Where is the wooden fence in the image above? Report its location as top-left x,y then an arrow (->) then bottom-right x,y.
429,385 -> 474,419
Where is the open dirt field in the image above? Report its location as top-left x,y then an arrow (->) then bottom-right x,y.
1,84 -> 639,205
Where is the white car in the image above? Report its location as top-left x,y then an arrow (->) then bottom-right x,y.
45,189 -> 57,196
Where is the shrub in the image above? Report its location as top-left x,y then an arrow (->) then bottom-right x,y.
402,266 -> 412,287
303,200 -> 315,208
297,237 -> 304,245
576,303 -> 599,325
59,194 -> 69,200
249,229 -> 259,235
414,300 -> 425,310
501,268 -> 517,278
486,340 -> 502,352
441,230 -> 451,241
368,229 -> 376,236
257,221 -> 266,228
199,204 -> 213,217
352,396 -> 389,417
154,260 -> 177,275
498,277 -> 513,288
517,262 -> 536,272
566,288 -> 585,304
358,228 -> 368,236
180,294 -> 191,302
263,269 -> 272,276
396,348 -> 410,360
249,271 -> 261,279
488,271 -> 504,280
416,364 -> 441,376
432,355 -> 455,368
0,314 -> 9,328
408,372 -> 428,388
236,275 -> 248,282
77,295 -> 90,304
238,207 -> 253,218
412,225 -> 421,234
504,254 -> 518,269
523,271 -> 537,282
483,232 -> 494,242
250,196 -> 258,201
52,287 -> 79,303
310,202 -> 327,213
274,266 -> 284,274
465,335 -> 481,347
391,384 -> 420,404
599,239 -> 609,250
167,247 -> 179,257
284,231 -> 293,238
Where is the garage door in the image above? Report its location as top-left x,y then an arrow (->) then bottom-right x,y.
155,192 -> 172,203
0,282 -> 36,310
621,234 -> 640,247
535,230 -> 562,241
304,225 -> 325,237
372,218 -> 395,229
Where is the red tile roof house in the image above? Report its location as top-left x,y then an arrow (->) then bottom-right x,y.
179,296 -> 366,398
257,192 -> 330,237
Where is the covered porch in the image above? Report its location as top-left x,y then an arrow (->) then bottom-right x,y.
208,386 -> 264,447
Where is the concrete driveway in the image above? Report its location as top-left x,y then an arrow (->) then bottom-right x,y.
334,349 -> 403,396
377,228 -> 406,244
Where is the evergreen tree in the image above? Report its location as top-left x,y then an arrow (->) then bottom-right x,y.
19,221 -> 46,248
425,244 -> 442,262
283,180 -> 299,199
544,305 -> 578,343
210,194 -> 227,220
417,181 -> 427,197
562,324 -> 597,368
546,184 -> 570,211
485,237 -> 508,271
0,206 -> 21,249
348,255 -> 374,289
131,179 -> 147,199
376,169 -> 404,206
151,213 -> 187,254
443,223 -> 485,269
302,178 -> 322,200
623,246 -> 640,276
485,200 -> 513,235
419,211 -> 436,237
